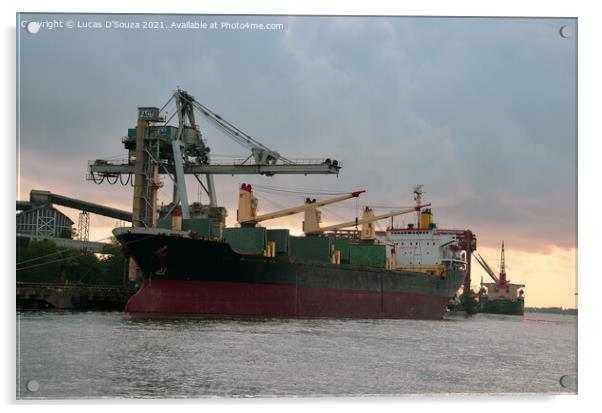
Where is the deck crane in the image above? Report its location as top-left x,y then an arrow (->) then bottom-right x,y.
499,240 -> 508,286
237,183 -> 365,227
87,89 -> 342,228
474,241 -> 516,287
304,204 -> 431,239
476,241 -> 525,307
473,253 -> 499,283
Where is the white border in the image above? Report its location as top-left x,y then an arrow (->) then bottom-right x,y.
4,1 -> 599,412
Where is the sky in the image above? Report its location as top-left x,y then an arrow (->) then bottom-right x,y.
16,13 -> 577,308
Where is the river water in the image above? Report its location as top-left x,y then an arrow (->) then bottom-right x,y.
16,311 -> 577,399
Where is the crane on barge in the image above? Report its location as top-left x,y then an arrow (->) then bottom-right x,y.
473,242 -> 526,315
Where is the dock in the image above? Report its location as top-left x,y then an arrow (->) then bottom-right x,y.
16,282 -> 136,311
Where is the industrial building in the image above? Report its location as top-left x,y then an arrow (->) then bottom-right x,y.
16,203 -> 74,239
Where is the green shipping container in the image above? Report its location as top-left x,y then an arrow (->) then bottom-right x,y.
349,244 -> 386,268
331,239 -> 351,262
223,227 -> 267,255
157,217 -> 172,229
211,223 -> 223,239
267,229 -> 290,254
289,236 -> 331,263
182,218 -> 212,237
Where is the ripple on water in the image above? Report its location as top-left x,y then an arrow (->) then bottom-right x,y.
16,311 -> 577,398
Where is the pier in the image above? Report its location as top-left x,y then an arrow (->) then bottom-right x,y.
16,283 -> 136,311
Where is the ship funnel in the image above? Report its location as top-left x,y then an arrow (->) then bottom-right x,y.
420,208 -> 433,229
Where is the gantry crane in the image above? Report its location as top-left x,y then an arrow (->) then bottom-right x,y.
237,183 -> 365,226
88,89 -> 342,229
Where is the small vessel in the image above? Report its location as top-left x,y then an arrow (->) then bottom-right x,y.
474,242 -> 525,316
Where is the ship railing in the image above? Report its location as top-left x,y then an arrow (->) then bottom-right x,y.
441,258 -> 467,271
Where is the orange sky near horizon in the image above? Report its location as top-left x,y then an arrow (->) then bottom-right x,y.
18,169 -> 578,310
19,170 -> 577,309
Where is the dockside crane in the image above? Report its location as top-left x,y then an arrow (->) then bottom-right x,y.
237,183 -> 365,227
88,89 -> 343,280
88,89 -> 342,228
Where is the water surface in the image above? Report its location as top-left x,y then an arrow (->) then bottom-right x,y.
16,311 -> 577,398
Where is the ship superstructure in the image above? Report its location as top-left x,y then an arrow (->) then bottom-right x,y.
377,186 -> 473,277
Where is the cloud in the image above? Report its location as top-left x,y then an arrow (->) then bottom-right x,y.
17,14 -> 576,253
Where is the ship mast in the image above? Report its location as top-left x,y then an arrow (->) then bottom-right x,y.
499,240 -> 507,286
413,185 -> 424,228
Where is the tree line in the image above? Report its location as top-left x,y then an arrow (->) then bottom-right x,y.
16,239 -> 132,286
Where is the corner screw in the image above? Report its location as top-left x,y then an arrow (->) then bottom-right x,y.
26,380 -> 39,392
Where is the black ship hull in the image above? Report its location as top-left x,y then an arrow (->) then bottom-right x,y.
115,228 -> 466,319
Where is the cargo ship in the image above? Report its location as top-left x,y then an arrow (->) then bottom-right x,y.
118,185 -> 470,319
89,90 -> 473,319
474,242 -> 525,316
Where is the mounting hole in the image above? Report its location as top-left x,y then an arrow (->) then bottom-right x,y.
559,25 -> 572,38
26,21 -> 41,34
26,380 -> 39,392
559,375 -> 576,390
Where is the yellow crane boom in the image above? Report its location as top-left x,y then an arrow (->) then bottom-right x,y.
237,183 -> 365,225
252,191 -> 365,223
306,203 -> 431,235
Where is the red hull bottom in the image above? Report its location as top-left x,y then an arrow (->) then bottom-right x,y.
126,280 -> 451,320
